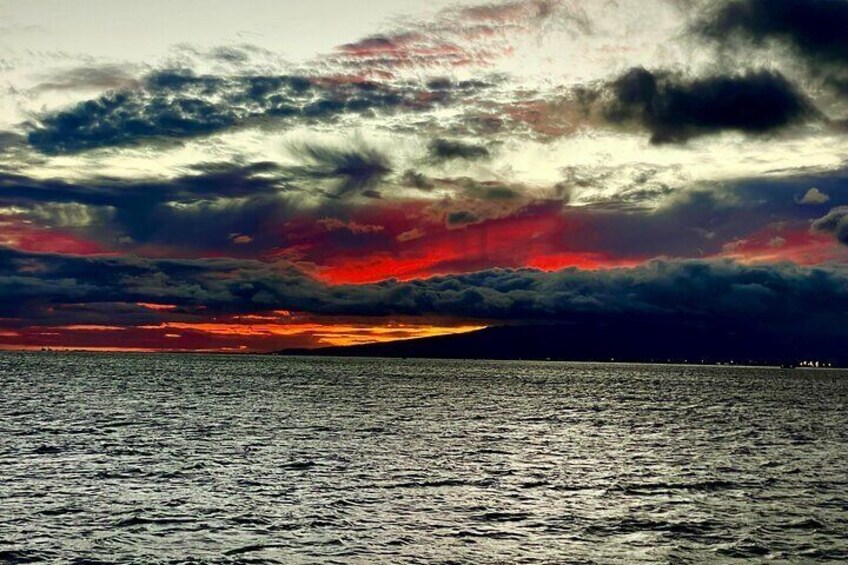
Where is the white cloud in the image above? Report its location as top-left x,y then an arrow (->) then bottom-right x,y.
798,187 -> 830,205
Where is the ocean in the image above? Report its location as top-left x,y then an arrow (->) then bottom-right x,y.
1,353 -> 846,563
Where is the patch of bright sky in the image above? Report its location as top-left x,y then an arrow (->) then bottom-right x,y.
0,0 -> 460,64
502,0 -> 703,85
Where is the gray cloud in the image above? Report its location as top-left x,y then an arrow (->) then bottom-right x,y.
428,138 -> 490,162
812,206 -> 848,244
32,64 -> 140,92
0,131 -> 26,154
286,140 -> 392,198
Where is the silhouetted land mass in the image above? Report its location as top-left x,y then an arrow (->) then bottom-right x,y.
277,320 -> 847,367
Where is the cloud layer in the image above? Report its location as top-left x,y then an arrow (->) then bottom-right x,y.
4,247 -> 848,332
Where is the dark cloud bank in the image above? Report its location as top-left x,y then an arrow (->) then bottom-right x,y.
3,246 -> 848,334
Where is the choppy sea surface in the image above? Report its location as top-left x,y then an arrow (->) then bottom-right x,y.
1,353 -> 847,564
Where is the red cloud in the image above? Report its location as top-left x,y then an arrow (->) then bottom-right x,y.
285,200 -> 643,284
329,0 -> 565,74
717,224 -> 846,265
0,220 -> 106,255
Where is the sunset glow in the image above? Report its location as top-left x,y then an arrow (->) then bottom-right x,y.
2,0 -> 848,351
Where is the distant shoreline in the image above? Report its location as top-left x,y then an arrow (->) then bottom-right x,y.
3,348 -> 845,370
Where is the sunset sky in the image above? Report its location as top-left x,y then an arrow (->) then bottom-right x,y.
3,0 -> 848,351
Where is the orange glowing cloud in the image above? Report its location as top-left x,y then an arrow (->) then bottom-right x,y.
0,309 -> 485,352
139,320 -> 485,348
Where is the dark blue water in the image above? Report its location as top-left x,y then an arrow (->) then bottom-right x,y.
1,353 -> 846,563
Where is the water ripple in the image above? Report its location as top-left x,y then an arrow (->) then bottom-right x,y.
1,353 -> 847,563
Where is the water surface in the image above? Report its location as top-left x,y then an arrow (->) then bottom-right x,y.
1,353 -> 846,563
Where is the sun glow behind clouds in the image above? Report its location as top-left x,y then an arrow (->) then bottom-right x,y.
0,307 -> 485,351
139,321 -> 485,347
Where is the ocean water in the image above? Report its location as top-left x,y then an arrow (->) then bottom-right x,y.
1,353 -> 846,564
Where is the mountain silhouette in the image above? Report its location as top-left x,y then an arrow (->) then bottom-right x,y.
277,318 -> 846,366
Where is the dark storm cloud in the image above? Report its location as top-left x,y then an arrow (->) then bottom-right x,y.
697,0 -> 848,95
604,67 -> 813,143
698,0 -> 848,66
812,206 -> 848,244
26,69 -> 490,154
3,247 -> 848,332
428,138 -> 491,162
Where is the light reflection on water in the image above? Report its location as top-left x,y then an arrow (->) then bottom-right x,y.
1,353 -> 846,563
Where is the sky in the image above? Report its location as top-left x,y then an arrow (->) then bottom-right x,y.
2,0 -> 848,352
